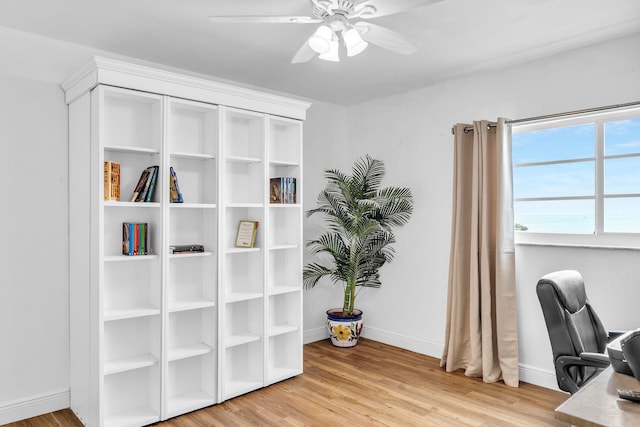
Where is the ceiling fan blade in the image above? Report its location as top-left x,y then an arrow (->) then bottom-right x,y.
208,15 -> 320,24
291,40 -> 316,64
360,0 -> 443,18
355,22 -> 419,55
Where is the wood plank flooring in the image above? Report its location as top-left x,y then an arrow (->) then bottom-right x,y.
6,339 -> 569,426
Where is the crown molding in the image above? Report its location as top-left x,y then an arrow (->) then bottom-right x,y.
61,56 -> 310,120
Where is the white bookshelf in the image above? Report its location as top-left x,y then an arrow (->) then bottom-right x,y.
66,57 -> 308,427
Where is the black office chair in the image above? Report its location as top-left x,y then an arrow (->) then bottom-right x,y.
536,270 -> 622,394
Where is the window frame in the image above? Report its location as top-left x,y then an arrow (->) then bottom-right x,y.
512,106 -> 640,248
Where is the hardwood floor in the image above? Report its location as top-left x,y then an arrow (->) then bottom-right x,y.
6,339 -> 569,426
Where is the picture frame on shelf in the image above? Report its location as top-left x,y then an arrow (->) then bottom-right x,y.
235,220 -> 259,248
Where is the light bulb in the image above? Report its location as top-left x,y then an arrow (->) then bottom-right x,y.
319,37 -> 340,62
308,25 -> 332,54
343,28 -> 368,57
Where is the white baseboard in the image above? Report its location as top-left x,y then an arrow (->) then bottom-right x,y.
0,389 -> 69,425
518,363 -> 562,392
304,326 -> 328,344
361,326 -> 445,358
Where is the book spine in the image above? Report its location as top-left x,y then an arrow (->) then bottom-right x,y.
285,177 -> 290,204
140,223 -> 146,255
291,177 -> 296,204
134,223 -> 140,255
129,223 -> 135,256
104,161 -> 121,201
122,223 -> 129,255
144,166 -> 159,202
104,162 -> 109,201
130,169 -> 150,202
170,167 -> 184,203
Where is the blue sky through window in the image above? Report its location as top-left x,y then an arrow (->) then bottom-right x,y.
512,117 -> 640,233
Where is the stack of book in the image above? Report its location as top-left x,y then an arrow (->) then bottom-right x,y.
122,222 -> 149,256
169,244 -> 205,254
269,177 -> 297,204
130,165 -> 159,202
104,161 -> 121,201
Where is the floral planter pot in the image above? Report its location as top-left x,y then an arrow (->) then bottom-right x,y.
326,308 -> 364,347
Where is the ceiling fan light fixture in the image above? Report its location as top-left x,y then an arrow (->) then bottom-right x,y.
308,25 -> 333,54
343,27 -> 368,57
319,37 -> 340,62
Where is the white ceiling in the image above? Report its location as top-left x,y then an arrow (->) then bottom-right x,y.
2,0 -> 639,105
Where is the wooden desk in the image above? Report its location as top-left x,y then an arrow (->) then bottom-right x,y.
555,366 -> 640,426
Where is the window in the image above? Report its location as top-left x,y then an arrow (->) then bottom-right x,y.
512,106 -> 640,247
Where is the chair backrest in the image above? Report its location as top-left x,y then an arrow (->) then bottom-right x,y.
536,270 -> 609,390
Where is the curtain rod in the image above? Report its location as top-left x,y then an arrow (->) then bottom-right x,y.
452,100 -> 640,134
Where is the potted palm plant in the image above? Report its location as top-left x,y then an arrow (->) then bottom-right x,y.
303,155 -> 414,347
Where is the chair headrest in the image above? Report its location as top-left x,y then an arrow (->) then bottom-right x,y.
538,270 -> 587,314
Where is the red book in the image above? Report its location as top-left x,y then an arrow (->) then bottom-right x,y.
134,223 -> 140,255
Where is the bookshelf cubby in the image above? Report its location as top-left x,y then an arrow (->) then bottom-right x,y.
66,57 -> 308,427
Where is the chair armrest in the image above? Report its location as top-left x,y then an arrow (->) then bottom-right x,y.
580,352 -> 611,367
608,330 -> 627,342
556,354 -> 610,394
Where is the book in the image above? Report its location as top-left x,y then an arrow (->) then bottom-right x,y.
270,178 -> 282,203
169,166 -> 184,203
144,166 -> 159,202
136,166 -> 157,202
235,220 -> 259,248
122,223 -> 133,255
169,244 -> 205,254
134,223 -> 140,255
270,177 -> 297,204
104,161 -> 120,201
129,169 -> 150,202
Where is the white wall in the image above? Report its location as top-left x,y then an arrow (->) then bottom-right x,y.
0,67 -> 71,423
300,32 -> 640,390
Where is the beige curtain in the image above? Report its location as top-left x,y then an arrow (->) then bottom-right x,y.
440,118 -> 519,387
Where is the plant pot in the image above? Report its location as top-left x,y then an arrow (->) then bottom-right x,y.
326,308 -> 364,348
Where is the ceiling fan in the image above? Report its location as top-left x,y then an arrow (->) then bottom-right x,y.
209,0 -> 442,63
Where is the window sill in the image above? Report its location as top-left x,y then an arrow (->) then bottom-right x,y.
515,241 -> 640,251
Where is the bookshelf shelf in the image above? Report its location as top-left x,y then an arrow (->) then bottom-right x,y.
104,201 -> 161,208
104,307 -> 161,322
268,203 -> 301,208
168,299 -> 216,313
104,145 -> 161,155
225,202 -> 264,208
168,251 -> 214,259
225,247 -> 261,254
166,392 -> 215,419
268,285 -> 300,296
226,155 -> 261,164
170,203 -> 217,209
104,406 -> 159,427
269,159 -> 299,167
171,152 -> 216,160
268,324 -> 299,337
225,334 -> 261,348
268,244 -> 299,251
104,354 -> 158,376
225,291 -> 264,303
104,254 -> 160,262
168,343 -> 213,362
67,57 -> 307,427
